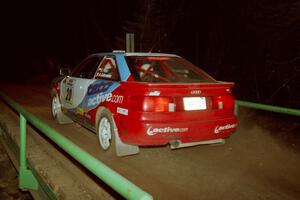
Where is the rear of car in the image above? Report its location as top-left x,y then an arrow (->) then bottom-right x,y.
115,54 -> 237,148
51,52 -> 237,154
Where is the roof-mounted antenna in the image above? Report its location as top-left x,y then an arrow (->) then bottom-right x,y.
126,33 -> 135,52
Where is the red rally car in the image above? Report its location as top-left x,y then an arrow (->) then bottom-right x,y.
51,51 -> 237,156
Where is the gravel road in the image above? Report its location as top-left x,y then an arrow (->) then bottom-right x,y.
0,82 -> 300,200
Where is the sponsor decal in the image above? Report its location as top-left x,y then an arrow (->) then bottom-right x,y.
83,81 -> 122,110
117,107 -> 128,115
95,60 -> 115,79
87,82 -> 114,96
87,93 -> 123,107
85,113 -> 91,119
147,127 -> 189,136
66,78 -> 74,86
214,124 -> 237,134
149,91 -> 160,96
76,107 -> 84,115
98,74 -> 112,79
65,87 -> 73,103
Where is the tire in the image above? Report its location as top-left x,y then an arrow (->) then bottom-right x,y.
51,95 -> 73,124
96,109 -> 115,153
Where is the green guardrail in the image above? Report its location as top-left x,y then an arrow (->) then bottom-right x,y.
235,100 -> 300,117
0,123 -> 57,199
0,92 -> 153,200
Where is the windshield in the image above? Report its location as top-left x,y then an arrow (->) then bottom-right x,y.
125,56 -> 216,83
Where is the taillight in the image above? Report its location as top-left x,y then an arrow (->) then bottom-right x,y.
131,96 -> 174,112
213,95 -> 234,110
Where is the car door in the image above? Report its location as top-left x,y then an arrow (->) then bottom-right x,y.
82,56 -> 122,126
60,56 -> 102,120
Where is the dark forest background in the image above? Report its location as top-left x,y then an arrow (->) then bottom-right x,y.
2,0 -> 300,108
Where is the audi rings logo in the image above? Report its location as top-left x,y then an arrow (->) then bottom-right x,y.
191,90 -> 201,95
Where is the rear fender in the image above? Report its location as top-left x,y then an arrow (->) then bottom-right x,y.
96,106 -> 139,156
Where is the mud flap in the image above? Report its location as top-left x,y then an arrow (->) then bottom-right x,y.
112,119 -> 139,157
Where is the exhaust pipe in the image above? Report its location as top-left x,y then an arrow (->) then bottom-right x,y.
169,140 -> 181,148
170,138 -> 225,149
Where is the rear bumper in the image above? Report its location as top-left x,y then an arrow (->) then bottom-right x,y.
118,116 -> 237,146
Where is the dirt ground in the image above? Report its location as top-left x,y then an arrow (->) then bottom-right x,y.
0,82 -> 300,200
0,141 -> 33,200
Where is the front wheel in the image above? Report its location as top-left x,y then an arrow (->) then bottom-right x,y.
51,95 -> 73,124
97,109 -> 115,153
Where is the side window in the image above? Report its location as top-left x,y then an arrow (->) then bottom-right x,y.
94,56 -> 119,81
72,57 -> 102,78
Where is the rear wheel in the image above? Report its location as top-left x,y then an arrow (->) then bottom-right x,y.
97,109 -> 115,153
51,95 -> 73,124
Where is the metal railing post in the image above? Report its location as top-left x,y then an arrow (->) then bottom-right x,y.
19,114 -> 27,169
18,114 -> 38,190
0,92 -> 152,200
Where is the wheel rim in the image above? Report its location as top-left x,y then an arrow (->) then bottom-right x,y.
98,117 -> 112,150
52,96 -> 59,118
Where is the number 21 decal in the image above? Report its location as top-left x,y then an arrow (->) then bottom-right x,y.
65,87 -> 72,102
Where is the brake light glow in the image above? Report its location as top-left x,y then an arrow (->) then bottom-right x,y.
131,96 -> 174,112
213,95 -> 234,110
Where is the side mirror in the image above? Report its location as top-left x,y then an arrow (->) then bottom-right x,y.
59,68 -> 71,76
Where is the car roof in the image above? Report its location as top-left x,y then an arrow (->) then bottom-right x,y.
89,52 -> 180,57
125,52 -> 180,57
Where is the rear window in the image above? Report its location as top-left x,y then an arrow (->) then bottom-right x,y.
125,56 -> 216,83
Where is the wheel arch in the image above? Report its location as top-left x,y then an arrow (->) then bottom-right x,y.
95,106 -> 111,129
51,88 -> 57,97
95,106 -> 139,156
51,89 -> 73,124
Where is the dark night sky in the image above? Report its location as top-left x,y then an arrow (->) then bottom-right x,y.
2,0 -> 300,108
